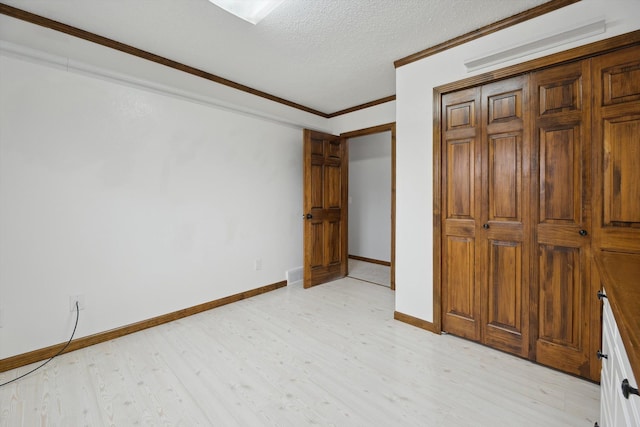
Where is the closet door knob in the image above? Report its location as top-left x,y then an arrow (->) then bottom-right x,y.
621,379 -> 640,399
597,290 -> 607,300
579,229 -> 588,236
482,223 -> 490,229
597,350 -> 608,360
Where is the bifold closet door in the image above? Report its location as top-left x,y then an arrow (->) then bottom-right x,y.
479,77 -> 531,358
441,43 -> 639,381
592,44 -> 640,254
442,76 -> 531,357
441,87 -> 482,342
530,60 -> 593,379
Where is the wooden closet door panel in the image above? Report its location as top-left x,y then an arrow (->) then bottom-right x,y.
442,88 -> 482,340
593,45 -> 640,254
480,76 -> 530,357
531,61 -> 593,379
591,44 -> 640,381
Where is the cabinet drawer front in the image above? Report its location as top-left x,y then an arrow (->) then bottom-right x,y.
602,293 -> 640,426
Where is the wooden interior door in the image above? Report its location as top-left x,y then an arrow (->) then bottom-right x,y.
480,76 -> 530,357
441,87 -> 482,341
531,60 -> 593,378
303,129 -> 348,288
591,44 -> 640,379
441,76 -> 531,357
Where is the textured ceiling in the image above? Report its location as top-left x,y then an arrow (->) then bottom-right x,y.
0,0 -> 553,114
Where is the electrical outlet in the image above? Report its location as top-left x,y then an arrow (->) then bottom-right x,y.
69,294 -> 86,312
254,258 -> 262,271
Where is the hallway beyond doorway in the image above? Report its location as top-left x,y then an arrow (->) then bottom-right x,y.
347,258 -> 390,287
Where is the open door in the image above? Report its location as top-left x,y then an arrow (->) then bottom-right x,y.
303,129 -> 348,288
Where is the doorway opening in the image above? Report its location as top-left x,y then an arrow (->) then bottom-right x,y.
341,123 -> 395,290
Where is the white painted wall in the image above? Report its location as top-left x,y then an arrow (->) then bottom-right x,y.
329,101 -> 395,135
0,26 -> 395,359
0,52 -> 306,359
395,0 -> 640,322
0,16 -> 331,134
348,132 -> 392,262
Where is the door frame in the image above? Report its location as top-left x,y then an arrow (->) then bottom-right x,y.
341,123 -> 396,290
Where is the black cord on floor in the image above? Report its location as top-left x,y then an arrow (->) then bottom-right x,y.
0,301 -> 80,387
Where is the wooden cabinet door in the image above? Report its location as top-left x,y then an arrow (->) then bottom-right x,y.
441,87 -> 482,341
303,129 -> 348,288
531,61 -> 594,379
480,76 -> 531,357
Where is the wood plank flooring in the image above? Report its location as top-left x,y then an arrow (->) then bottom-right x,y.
0,278 -> 599,426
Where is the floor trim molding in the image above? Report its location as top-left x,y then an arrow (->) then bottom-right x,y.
0,281 -> 287,373
394,311 -> 439,334
348,254 -> 391,267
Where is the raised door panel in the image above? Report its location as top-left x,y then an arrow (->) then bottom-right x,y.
323,159 -> 345,272
446,100 -> 476,131
538,71 -> 582,116
489,134 -> 521,221
308,222 -> 324,268
536,245 -> 590,377
538,246 -> 581,347
531,60 -> 594,379
601,61 -> 640,105
442,236 -> 480,340
326,219 -> 341,266
480,76 -> 530,357
442,88 -> 481,341
484,240 -> 524,354
593,45 -> 640,253
309,140 -> 324,210
539,126 -> 582,224
603,117 -> 640,225
446,139 -> 474,218
326,164 -> 343,209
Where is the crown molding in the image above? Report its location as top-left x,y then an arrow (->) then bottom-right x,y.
394,0 -> 580,68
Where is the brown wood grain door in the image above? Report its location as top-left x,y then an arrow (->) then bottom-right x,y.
441,87 -> 482,341
480,76 -> 531,357
531,60 -> 594,379
592,44 -> 640,254
591,44 -> 640,380
442,76 -> 531,357
303,129 -> 348,288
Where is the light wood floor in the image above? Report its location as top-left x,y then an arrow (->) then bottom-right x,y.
0,278 -> 599,426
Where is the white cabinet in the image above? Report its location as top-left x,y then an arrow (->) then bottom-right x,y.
599,289 -> 640,427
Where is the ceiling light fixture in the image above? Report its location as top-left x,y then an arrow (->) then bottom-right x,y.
207,0 -> 286,25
